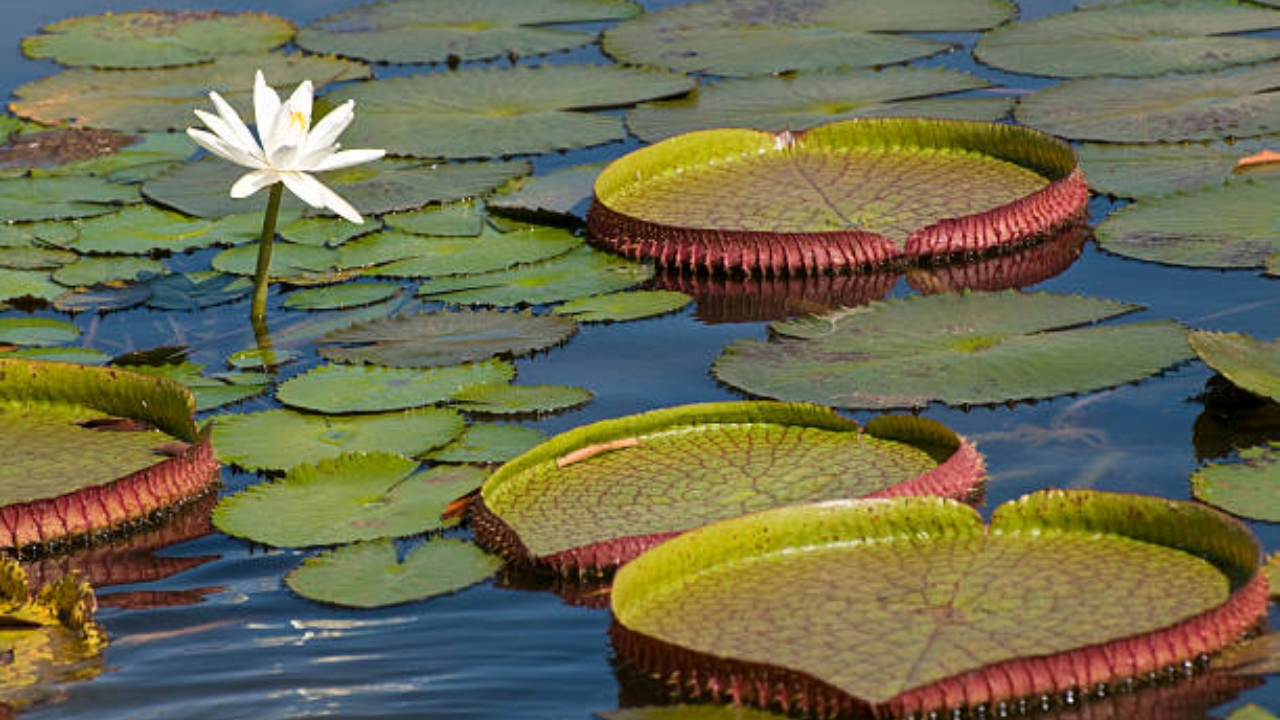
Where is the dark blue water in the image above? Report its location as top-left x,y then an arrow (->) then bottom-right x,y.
3,0 -> 1277,718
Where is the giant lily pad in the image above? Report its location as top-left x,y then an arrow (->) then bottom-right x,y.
601,0 -> 1015,77
416,247 -> 653,307
285,538 -> 502,608
1191,442 -> 1279,522
0,358 -> 218,548
21,10 -> 295,69
335,65 -> 695,159
712,291 -> 1193,410
1189,330 -> 1280,402
1015,62 -> 1280,142
213,452 -> 488,547
297,0 -> 640,64
589,118 -> 1088,274
626,68 -> 1007,143
319,309 -> 578,368
610,490 -> 1268,718
472,401 -> 983,574
1095,178 -> 1280,269
277,359 -> 515,414
974,0 -> 1280,79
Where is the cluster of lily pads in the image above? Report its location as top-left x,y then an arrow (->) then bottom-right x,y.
0,0 -> 1277,718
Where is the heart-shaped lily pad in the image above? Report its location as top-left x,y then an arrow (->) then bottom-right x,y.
277,359 -> 514,414
553,290 -> 692,323
0,176 -> 138,222
472,401 -> 983,574
588,118 -> 1087,274
449,381 -> 594,415
1077,139 -> 1278,200
425,422 -> 547,464
417,246 -> 653,307
350,222 -> 582,278
610,490 -> 1268,718
1191,442 -> 1279,522
0,318 -> 78,347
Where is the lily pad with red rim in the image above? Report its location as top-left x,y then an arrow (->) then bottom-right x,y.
471,401 -> 983,575
588,118 -> 1087,275
609,490 -> 1269,719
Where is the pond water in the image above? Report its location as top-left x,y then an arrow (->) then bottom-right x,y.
2,0 -> 1278,718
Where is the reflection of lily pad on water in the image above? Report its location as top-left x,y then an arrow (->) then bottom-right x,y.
472,401 -> 983,574
610,490 -> 1269,719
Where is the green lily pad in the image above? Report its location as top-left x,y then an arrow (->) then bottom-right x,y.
601,0 -> 1014,76
384,201 -> 485,238
713,291 -> 1194,410
0,247 -> 77,271
626,68 -> 1004,143
279,216 -> 379,248
1015,63 -> 1280,142
590,118 -> 1087,273
0,176 -> 137,222
226,347 -> 299,371
115,361 -> 268,412
1228,706 -> 1279,720
145,272 -> 252,312
283,283 -> 401,311
975,0 -> 1280,79
11,53 -> 370,132
53,282 -> 152,314
450,382 -> 593,415
336,65 -> 695,159
0,269 -> 68,303
1096,178 -> 1280,269
552,290 -> 692,323
359,223 -> 583,279
214,452 -> 489,547
53,256 -> 168,287
144,157 -> 527,219
610,490 -> 1267,718
320,309 -> 578,368
1191,442 -> 1280,522
0,318 -> 79,347
22,10 -> 295,69
0,128 -> 138,173
297,0 -> 640,64
35,132 -> 196,183
1189,330 -> 1280,403
1077,140 -> 1278,199
212,407 -> 465,472
474,401 -> 983,573
277,360 -> 515,414
417,247 -> 653,307
210,242 -> 340,283
488,163 -> 602,220
61,206 -> 219,255
1,347 -> 109,365
285,537 -> 502,608
425,423 -> 547,464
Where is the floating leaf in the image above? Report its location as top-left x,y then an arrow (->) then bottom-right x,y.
0,246 -> 76,271
285,538 -> 501,608
552,290 -> 692,323
211,407 -> 464,472
0,128 -> 137,172
144,272 -> 251,312
336,65 -> 695,159
1095,178 -> 1280,269
473,402 -> 983,573
53,256 -> 168,287
0,269 -> 68,303
0,317 -> 79,347
11,53 -> 370,131
1077,139 -> 1278,199
626,68 -> 1003,143
425,423 -> 547,464
214,452 -> 488,547
610,490 -> 1267,718
297,0 -> 640,64
602,0 -> 1014,76
0,176 -> 137,222
279,215 -> 378,247
22,10 -> 294,68
277,360 -> 514,414
116,361 -> 268,412
1015,63 -> 1280,142
450,382 -> 593,415
359,223 -> 582,279
384,201 -> 485,237
53,282 -> 152,314
974,0 -> 1280,78
320,309 -> 578,368
590,118 -> 1087,273
211,242 -> 339,282
417,247 -> 653,306
1191,442 -> 1280,522
488,163 -> 602,220
36,132 -> 196,182
1189,330 -> 1280,402
61,206 -> 219,255
1,347 -> 109,365
713,291 -> 1193,410
283,283 -> 401,311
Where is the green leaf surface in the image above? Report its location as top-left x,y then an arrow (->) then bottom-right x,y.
37,132 -> 195,182
336,65 -> 695,159
277,360 -> 515,414
1096,178 -> 1280,269
214,452 -> 489,546
11,53 -> 370,131
297,0 -> 640,64
212,407 -> 465,472
358,224 -> 582,279
384,201 -> 485,238
53,256 -> 168,287
1227,706 -> 1280,720
62,206 -> 219,255
0,318 -> 79,347
1,347 -> 109,365
0,246 -> 76,271
1189,330 -> 1280,402
22,10 -> 294,68
0,176 -> 137,222
602,0 -> 1014,76
425,422 -> 547,464
53,282 -> 152,314
1015,63 -> 1280,142
611,490 -> 1262,713
626,68 -> 1004,142
145,272 -> 251,312
0,269 -> 68,302
283,283 -> 401,311
211,242 -> 339,282
487,163 -> 602,220
713,291 -> 1193,410
279,216 -> 380,248
450,382 -> 593,415
117,361 -> 268,412
974,0 -> 1280,78
416,247 -> 653,307
320,309 -> 578,368
552,290 -> 692,322
1077,139 -> 1278,199
1191,442 -> 1280,522
285,538 -> 501,608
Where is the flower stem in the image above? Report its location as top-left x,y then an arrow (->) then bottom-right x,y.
249,183 -> 284,323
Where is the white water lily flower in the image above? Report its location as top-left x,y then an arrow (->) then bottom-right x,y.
186,70 -> 384,224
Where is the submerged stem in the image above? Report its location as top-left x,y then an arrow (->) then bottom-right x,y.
250,183 -> 285,323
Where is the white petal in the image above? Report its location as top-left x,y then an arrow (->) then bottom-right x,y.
304,101 -> 354,153
253,70 -> 282,141
187,128 -> 266,169
230,169 -> 281,199
207,91 -> 261,160
310,148 -> 386,173
282,172 -> 364,224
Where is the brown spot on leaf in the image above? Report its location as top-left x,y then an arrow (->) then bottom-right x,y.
0,128 -> 138,170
